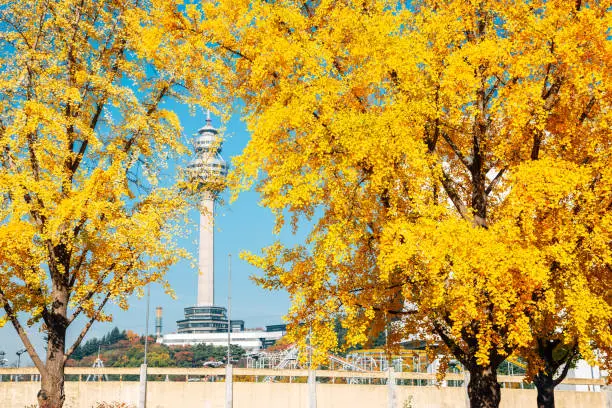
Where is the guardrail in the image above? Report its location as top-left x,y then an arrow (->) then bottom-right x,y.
0,367 -> 606,387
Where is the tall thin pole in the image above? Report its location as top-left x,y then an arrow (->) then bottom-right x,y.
227,254 -> 232,364
144,284 -> 150,365
226,254 -> 233,408
139,284 -> 150,408
308,324 -> 316,408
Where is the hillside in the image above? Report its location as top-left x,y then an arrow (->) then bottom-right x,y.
67,328 -> 246,368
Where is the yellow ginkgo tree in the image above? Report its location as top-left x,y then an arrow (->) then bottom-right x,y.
0,0 -> 224,406
192,1 -> 611,407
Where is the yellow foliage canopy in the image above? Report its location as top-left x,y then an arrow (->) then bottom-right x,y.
0,0 -> 224,398
196,0 -> 611,372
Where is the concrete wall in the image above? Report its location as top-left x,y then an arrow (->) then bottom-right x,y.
1,381 -> 606,408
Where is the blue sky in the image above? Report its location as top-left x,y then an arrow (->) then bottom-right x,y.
0,106 -> 298,368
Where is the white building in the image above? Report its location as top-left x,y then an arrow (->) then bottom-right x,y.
161,329 -> 285,353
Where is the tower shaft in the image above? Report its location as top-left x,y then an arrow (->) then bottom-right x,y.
197,196 -> 215,306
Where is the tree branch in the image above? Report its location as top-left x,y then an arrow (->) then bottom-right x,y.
531,131 -> 542,160
439,170 -> 469,219
485,168 -> 506,195
575,0 -> 582,11
441,132 -> 471,170
0,286 -> 46,374
432,318 -> 469,368
123,85 -> 170,153
484,77 -> 501,105
67,263 -> 115,325
64,291 -> 112,360
348,281 -> 407,294
219,44 -> 252,62
578,97 -> 595,124
354,303 -> 417,316
553,347 -> 579,387
67,247 -> 89,290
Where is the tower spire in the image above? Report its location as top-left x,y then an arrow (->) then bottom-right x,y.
206,109 -> 212,126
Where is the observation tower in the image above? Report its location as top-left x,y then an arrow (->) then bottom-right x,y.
159,114 -> 285,351
188,111 -> 228,307
176,113 -> 244,334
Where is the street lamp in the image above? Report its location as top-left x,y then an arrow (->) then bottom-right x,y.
0,351 -> 5,382
16,349 -> 26,368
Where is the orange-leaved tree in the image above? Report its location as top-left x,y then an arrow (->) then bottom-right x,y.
193,1 -> 611,407
0,0 -> 225,406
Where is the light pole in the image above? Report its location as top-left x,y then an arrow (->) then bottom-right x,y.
227,253 -> 232,365
226,254 -> 233,408
0,351 -> 5,382
144,284 -> 150,367
16,348 -> 26,368
139,284 -> 150,408
16,349 -> 26,382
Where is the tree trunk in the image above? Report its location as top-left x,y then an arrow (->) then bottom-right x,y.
42,322 -> 67,408
41,369 -> 65,408
467,364 -> 501,408
534,373 -> 555,408
42,276 -> 69,408
532,338 -> 578,408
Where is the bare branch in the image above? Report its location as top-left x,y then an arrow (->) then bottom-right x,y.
485,168 -> 506,195
64,292 -> 112,360
67,263 -> 115,325
0,286 -> 46,373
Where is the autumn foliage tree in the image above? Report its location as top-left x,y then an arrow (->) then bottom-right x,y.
182,1 -> 612,407
0,0 -> 223,406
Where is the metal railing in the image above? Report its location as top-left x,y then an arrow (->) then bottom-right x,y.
0,367 -> 606,389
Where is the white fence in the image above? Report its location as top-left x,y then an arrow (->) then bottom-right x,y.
0,367 -> 608,408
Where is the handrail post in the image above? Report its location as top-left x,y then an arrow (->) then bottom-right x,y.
464,369 -> 470,408
387,366 -> 396,408
139,363 -> 148,408
226,363 -> 233,408
308,369 -> 317,408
